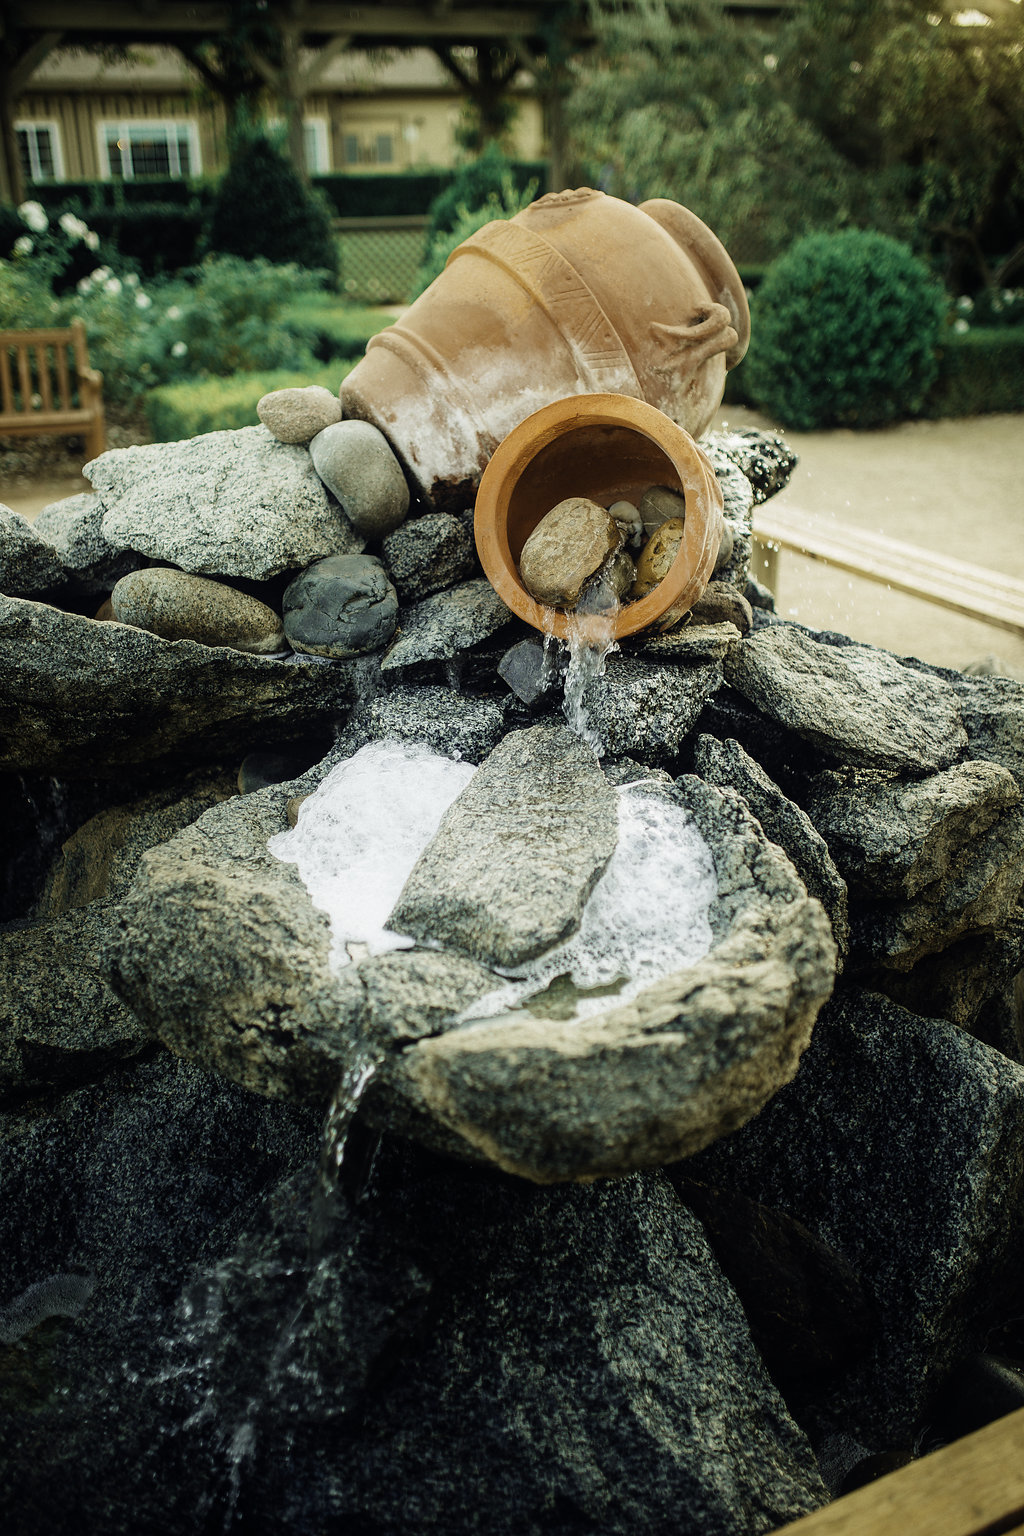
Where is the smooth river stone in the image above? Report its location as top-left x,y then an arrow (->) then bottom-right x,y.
518,497 -> 623,608
257,385 -> 342,445
283,553 -> 398,658
388,722 -> 619,968
309,419 -> 410,539
631,518 -> 684,599
111,569 -> 286,654
638,484 -> 687,537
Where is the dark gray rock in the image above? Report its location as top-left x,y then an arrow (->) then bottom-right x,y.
381,578 -> 515,673
0,595 -> 355,777
88,425 -> 363,580
31,491 -> 141,595
237,740 -> 332,795
110,568 -> 287,654
382,776 -> 837,1182
699,435 -> 756,590
388,723 -> 619,968
326,684 -> 509,769
687,986 -> 1024,1445
693,733 -> 850,963
806,760 -> 1021,900
947,671 -> 1024,788
575,653 -> 723,763
867,918 -> 1024,1036
37,766 -> 237,916
632,620 -> 741,666
724,623 -> 968,774
688,581 -> 753,634
0,1124 -> 826,1535
0,905 -> 149,1096
0,503 -> 66,594
309,418 -> 410,539
711,426 -> 798,504
848,801 -> 1024,971
105,786 -> 366,1101
282,553 -> 398,658
381,511 -> 476,602
496,635 -> 556,705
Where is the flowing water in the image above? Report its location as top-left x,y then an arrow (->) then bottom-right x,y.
551,600 -> 621,757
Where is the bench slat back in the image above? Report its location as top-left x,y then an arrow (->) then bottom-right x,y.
0,321 -> 87,418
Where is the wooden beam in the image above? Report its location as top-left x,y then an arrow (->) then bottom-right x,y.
773,1406 -> 1024,1535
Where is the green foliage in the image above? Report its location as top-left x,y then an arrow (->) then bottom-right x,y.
424,144 -> 539,244
80,202 -> 207,276
55,255 -> 316,406
569,0 -> 863,266
280,297 -> 394,359
919,326 -> 1024,420
745,230 -> 945,429
415,160 -> 539,299
146,361 -> 351,441
314,171 -> 453,218
205,133 -> 337,278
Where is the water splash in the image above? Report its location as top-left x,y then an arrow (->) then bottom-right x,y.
560,604 -> 620,757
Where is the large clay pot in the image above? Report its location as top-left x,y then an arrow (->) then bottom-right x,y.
474,393 -> 723,641
341,188 -> 749,511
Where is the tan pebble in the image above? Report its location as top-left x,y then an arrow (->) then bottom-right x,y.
519,497 -> 623,608
689,581 -> 753,634
111,569 -> 287,654
630,518 -> 685,599
94,597 -> 115,622
257,385 -> 342,445
286,795 -> 309,827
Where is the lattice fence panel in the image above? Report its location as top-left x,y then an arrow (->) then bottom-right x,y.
337,228 -> 426,305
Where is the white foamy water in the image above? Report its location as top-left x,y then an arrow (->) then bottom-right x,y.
462,782 -> 718,1021
268,739 -> 477,968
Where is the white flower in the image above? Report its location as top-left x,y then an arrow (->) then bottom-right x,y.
18,200 -> 48,233
85,231 -> 100,251
1003,289 -> 1017,305
165,305 -> 182,320
953,317 -> 970,333
171,340 -> 188,357
77,276 -> 93,295
59,212 -> 89,240
125,272 -> 139,288
135,291 -> 152,309
956,295 -> 974,313
13,235 -> 33,255
103,276 -> 122,296
90,267 -> 110,283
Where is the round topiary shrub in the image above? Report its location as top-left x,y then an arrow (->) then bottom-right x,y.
745,230 -> 946,430
205,134 -> 337,280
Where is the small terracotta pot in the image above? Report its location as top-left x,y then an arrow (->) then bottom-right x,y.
474,393 -> 724,641
342,188 -> 748,512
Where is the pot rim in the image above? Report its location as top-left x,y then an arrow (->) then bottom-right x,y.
474,393 -> 724,641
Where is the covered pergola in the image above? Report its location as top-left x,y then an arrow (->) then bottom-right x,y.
0,0 -> 800,203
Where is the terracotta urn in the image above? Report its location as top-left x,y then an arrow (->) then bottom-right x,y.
474,393 -> 724,641
341,188 -> 749,511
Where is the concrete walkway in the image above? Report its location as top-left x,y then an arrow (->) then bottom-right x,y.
715,405 -> 1024,677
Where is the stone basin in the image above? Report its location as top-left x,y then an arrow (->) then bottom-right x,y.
104,722 -> 836,1184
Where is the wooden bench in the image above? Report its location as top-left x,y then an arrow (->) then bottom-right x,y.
774,1403 -> 1024,1535
0,316 -> 106,460
753,504 -> 1024,640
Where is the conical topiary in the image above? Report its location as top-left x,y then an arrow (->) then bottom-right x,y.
205,133 -> 337,280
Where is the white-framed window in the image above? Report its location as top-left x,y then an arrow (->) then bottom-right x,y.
98,120 -> 200,180
267,117 -> 331,173
16,121 -> 63,183
341,126 -> 397,167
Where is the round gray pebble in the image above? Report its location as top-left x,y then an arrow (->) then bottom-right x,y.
283,553 -> 399,658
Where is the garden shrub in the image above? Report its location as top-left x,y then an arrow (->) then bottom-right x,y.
414,169 -> 540,300
745,230 -> 946,429
205,135 -> 337,279
919,326 -> 1024,418
281,297 -> 394,360
146,361 -> 351,441
81,202 -> 206,276
423,145 -> 542,245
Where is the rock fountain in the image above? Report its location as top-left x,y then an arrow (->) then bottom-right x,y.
1,191 -> 1023,1534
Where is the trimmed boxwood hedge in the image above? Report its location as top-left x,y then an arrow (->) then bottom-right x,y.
725,324 -> 1024,421
145,361 -> 354,442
